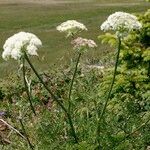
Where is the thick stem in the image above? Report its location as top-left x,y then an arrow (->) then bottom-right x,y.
19,118 -> 34,150
22,57 -> 36,115
97,37 -> 121,148
68,53 -> 81,113
24,53 -> 78,143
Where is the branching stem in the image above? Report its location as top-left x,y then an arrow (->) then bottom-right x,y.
24,53 -> 78,143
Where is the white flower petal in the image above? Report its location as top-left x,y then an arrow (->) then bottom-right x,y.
2,31 -> 42,61
100,12 -> 142,37
11,48 -> 22,60
57,20 -> 87,37
27,45 -> 38,56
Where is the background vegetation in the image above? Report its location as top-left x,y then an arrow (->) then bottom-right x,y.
0,0 -> 149,77
0,0 -> 150,150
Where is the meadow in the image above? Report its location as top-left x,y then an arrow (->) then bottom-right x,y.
0,0 -> 149,77
0,0 -> 150,149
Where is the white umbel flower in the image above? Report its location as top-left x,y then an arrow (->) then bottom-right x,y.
101,12 -> 142,37
56,20 -> 87,37
2,32 -> 42,60
71,37 -> 97,52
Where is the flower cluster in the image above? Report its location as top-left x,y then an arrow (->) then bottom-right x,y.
56,20 -> 87,37
71,37 -> 97,52
101,12 -> 142,37
2,32 -> 42,60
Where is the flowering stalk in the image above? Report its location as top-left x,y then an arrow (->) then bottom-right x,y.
97,11 -> 142,148
68,52 -> 81,113
24,52 -> 78,143
69,36 -> 97,114
19,117 -> 34,150
22,56 -> 36,115
96,37 -> 121,148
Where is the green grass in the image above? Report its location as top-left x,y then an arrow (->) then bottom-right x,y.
0,0 -> 149,78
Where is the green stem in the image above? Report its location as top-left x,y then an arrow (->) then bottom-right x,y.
96,37 -> 121,148
22,57 -> 36,115
68,53 -> 81,113
19,118 -> 34,150
24,53 -> 78,143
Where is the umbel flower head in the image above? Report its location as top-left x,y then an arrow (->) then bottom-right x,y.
71,37 -> 97,53
101,12 -> 142,37
2,32 -> 42,60
56,20 -> 87,37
